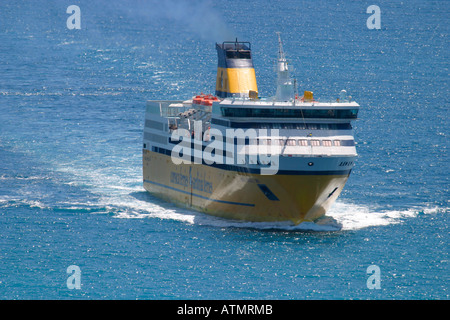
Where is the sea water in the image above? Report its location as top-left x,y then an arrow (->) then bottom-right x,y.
0,0 -> 448,299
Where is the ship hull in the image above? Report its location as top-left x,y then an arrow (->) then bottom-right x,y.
143,149 -> 350,225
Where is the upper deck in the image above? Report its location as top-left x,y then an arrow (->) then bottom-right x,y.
212,98 -> 359,121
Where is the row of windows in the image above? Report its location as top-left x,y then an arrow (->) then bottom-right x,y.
145,119 -> 165,131
167,135 -> 355,147
231,122 -> 352,130
257,139 -> 354,147
221,107 -> 358,119
143,132 -> 168,145
211,119 -> 353,130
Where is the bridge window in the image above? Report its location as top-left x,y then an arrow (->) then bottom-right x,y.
226,50 -> 251,59
221,107 -> 358,119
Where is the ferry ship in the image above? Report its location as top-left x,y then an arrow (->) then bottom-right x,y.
142,34 -> 359,225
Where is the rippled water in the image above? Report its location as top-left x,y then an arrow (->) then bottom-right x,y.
0,0 -> 448,299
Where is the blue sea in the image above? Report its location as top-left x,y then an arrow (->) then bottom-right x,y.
0,0 -> 448,300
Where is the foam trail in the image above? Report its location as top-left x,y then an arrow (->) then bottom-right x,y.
50,157 -> 444,232
110,195 -> 445,232
326,201 -> 444,231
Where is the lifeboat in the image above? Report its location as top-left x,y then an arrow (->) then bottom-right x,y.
192,93 -> 205,105
193,93 -> 218,107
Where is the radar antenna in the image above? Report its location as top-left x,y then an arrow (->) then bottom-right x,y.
274,32 -> 295,101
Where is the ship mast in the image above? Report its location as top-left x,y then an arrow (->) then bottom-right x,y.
275,32 -> 295,101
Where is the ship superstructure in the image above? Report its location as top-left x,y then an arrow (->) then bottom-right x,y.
142,35 -> 359,224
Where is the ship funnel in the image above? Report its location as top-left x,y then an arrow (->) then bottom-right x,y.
215,40 -> 258,98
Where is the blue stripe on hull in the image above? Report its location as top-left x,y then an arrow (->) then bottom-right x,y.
143,179 -> 256,207
148,147 -> 352,176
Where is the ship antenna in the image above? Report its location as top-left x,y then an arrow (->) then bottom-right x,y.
274,32 -> 295,102
276,32 -> 285,61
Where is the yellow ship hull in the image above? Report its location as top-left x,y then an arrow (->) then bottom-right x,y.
143,149 -> 349,225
